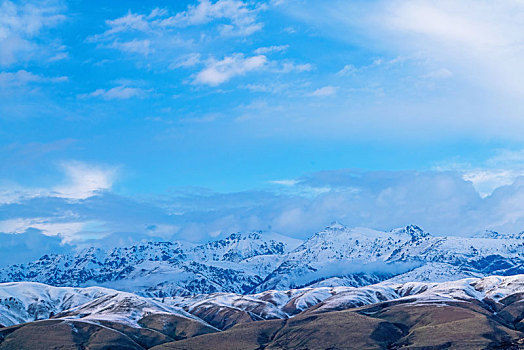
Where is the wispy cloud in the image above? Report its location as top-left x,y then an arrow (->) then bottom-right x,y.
275,61 -> 313,73
255,45 -> 289,54
0,70 -> 67,87
0,161 -> 118,244
90,1 -> 263,58
80,85 -> 148,100
422,68 -> 453,79
0,217 -> 94,238
87,2 -> 314,91
269,179 -> 299,186
159,0 -> 264,36
336,57 -> 406,76
0,161 -> 117,204
0,0 -> 66,66
169,52 -> 201,69
102,10 -> 157,35
194,53 -> 267,86
264,0 -> 524,140
336,64 -> 358,76
108,39 -> 152,56
309,86 -> 337,96
365,0 -> 523,95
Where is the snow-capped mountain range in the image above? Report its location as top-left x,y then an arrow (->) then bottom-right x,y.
0,224 -> 523,297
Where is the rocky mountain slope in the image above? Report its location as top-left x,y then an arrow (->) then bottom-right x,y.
0,224 -> 523,296
1,275 -> 524,349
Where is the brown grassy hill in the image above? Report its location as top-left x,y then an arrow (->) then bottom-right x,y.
0,313 -> 218,350
152,301 -> 524,350
1,300 -> 524,349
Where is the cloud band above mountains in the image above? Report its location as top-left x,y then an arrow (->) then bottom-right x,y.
3,164 -> 524,259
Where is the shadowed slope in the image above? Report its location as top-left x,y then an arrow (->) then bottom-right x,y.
151,300 -> 524,350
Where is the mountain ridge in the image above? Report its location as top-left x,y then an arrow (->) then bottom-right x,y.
1,275 -> 524,349
1,223 -> 523,296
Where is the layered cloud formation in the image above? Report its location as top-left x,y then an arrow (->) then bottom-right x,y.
3,163 -> 524,260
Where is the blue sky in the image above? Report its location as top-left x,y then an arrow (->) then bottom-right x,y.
1,0 -> 524,260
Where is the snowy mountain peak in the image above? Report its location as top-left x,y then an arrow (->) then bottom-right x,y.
1,223 -> 524,297
474,230 -> 524,239
474,230 -> 502,239
325,221 -> 347,230
211,230 -> 281,244
392,224 -> 430,239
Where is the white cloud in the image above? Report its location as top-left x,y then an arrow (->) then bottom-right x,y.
0,187 -> 46,205
373,0 -> 524,95
309,85 -> 337,96
0,161 -> 117,204
103,11 -> 155,36
384,1 -> 502,48
255,45 -> 289,54
435,149 -> 524,197
89,3 -> 309,87
269,179 -> 299,186
194,53 -> 267,86
337,64 -> 358,76
0,217 -> 87,237
91,1 -> 263,60
0,0 -> 66,66
82,85 -> 148,100
241,83 -> 273,92
462,169 -> 523,198
0,70 -> 67,87
486,149 -> 524,167
336,57 -> 406,76
0,217 -> 110,243
87,10 -> 182,59
159,0 -> 263,36
169,52 -> 201,69
0,70 -> 40,84
109,39 -> 152,55
277,61 -> 313,73
423,68 -> 453,79
53,162 -> 117,200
